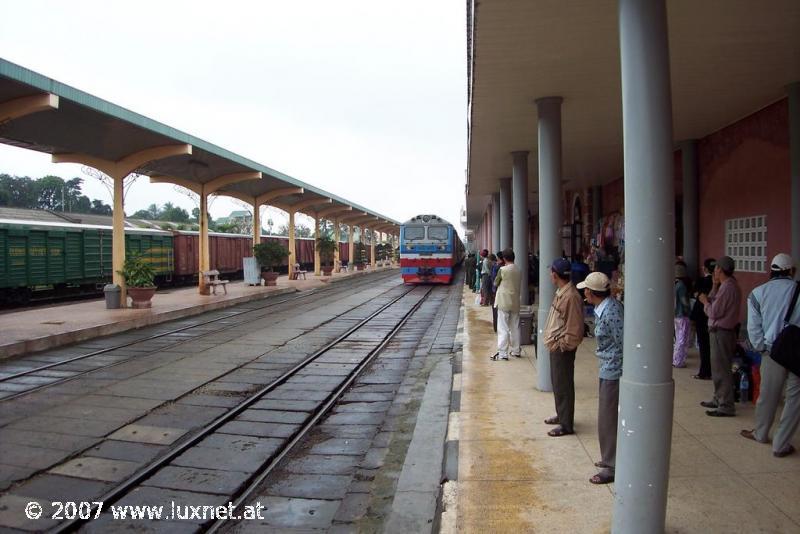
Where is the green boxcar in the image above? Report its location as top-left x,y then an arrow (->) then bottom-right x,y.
0,219 -> 173,301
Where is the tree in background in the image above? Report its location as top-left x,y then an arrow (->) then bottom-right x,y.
0,174 -> 112,214
131,202 -> 190,223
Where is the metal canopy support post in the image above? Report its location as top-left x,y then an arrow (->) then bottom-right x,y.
370,229 -> 377,269
512,152 -> 530,306
333,218 -> 341,271
253,203 -> 261,245
314,215 -> 321,276
535,96 -> 563,393
680,140 -> 699,277
613,1 -> 676,532
348,224 -> 355,269
492,193 -> 501,253
789,82 -> 800,267
499,178 -> 512,249
198,191 -> 210,294
288,211 -> 296,278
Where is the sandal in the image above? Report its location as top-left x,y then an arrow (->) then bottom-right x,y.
740,429 -> 769,443
590,472 -> 614,485
544,416 -> 560,425
692,374 -> 711,380
774,445 -> 796,458
594,461 -> 610,468
547,427 -> 574,437
489,352 -> 499,360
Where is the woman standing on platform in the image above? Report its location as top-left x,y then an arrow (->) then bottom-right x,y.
673,263 -> 692,368
578,272 -> 624,484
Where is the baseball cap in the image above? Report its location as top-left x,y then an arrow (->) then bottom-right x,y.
717,256 -> 735,273
771,253 -> 794,271
550,258 -> 571,277
577,272 -> 610,292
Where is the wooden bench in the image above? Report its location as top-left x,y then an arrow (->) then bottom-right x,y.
290,263 -> 308,280
201,269 -> 230,295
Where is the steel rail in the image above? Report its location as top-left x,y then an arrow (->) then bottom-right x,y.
207,285 -> 434,533
49,283 -> 421,534
0,270 -> 398,402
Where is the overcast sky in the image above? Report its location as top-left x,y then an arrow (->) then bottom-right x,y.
0,0 -> 467,231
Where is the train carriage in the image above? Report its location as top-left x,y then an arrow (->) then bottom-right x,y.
399,214 -> 464,284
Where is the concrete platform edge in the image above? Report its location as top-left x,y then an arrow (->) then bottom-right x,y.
0,287 -> 299,360
384,354 -> 453,534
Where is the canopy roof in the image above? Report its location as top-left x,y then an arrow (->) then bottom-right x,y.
466,0 -> 800,227
0,58 -> 399,229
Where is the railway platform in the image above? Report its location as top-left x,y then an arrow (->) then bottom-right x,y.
440,287 -> 800,533
0,266 -> 396,360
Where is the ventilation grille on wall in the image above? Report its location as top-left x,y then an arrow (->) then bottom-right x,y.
725,215 -> 767,273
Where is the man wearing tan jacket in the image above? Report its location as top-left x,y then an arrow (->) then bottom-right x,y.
543,258 -> 586,437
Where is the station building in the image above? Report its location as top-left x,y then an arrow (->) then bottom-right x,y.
464,1 -> 798,531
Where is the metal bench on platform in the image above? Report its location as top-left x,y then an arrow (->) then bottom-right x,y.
291,263 -> 308,280
201,269 -> 229,295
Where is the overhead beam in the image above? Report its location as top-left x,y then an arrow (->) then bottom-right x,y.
317,205 -> 353,218
0,93 -> 59,122
54,144 -> 193,180
286,197 -> 332,214
256,187 -> 304,206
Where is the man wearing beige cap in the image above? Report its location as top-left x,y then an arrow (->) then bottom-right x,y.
698,255 -> 742,417
741,253 -> 800,457
578,272 -> 624,484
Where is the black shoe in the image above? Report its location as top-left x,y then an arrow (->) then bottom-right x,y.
692,374 -> 711,380
700,401 -> 719,408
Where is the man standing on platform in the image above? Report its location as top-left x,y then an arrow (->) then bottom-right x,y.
543,258 -> 585,436
578,272 -> 623,484
741,253 -> 800,457
490,248 -> 520,361
698,255 -> 741,417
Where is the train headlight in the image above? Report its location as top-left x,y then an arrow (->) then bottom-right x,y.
438,245 -> 446,250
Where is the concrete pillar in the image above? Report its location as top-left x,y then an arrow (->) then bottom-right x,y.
789,82 -> 800,268
492,193 -> 501,253
499,177 -> 512,249
613,1 -> 676,532
253,203 -> 261,245
680,140 -> 699,277
198,191 -> 210,295
314,215 -> 321,276
112,176 -> 127,303
534,97 -> 563,393
333,218 -> 341,271
512,152 -> 530,307
288,211 -> 296,278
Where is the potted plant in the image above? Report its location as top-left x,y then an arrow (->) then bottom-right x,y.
116,253 -> 156,308
317,234 -> 337,276
253,241 -> 289,286
354,242 -> 367,271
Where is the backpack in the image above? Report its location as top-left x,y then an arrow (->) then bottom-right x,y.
770,282 -> 800,377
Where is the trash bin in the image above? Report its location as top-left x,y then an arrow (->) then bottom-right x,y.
104,284 -> 121,309
519,305 -> 535,345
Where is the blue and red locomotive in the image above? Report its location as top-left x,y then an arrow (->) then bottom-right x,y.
399,214 -> 465,284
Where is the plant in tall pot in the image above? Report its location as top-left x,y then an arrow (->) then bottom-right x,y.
317,234 -> 337,276
354,242 -> 367,271
117,254 -> 157,309
253,241 -> 289,286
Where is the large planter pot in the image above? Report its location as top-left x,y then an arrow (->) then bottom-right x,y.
261,271 -> 279,286
127,286 -> 156,309
322,265 -> 334,276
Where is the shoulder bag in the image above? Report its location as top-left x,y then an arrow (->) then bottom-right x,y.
770,282 -> 800,377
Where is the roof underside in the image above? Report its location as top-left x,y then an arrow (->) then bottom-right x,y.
466,0 -> 800,227
0,59 -> 398,228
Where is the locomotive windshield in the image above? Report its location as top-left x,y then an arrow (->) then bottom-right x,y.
427,226 -> 449,240
404,226 -> 425,240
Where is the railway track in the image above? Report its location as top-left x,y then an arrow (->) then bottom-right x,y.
47,284 -> 434,533
0,270 -> 399,402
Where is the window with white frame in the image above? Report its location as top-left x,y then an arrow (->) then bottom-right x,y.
725,216 -> 767,273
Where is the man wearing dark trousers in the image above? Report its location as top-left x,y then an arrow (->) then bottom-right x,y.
542,258 -> 585,436
698,255 -> 741,417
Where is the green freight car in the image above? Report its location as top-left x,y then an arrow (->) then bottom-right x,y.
0,218 -> 174,304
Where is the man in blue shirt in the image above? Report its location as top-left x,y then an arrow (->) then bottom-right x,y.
578,271 -> 623,484
741,253 -> 800,457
